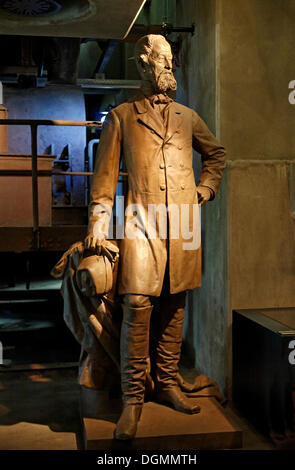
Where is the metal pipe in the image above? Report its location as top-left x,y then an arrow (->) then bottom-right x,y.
86,138 -> 100,205
0,170 -> 128,177
30,124 -> 39,250
0,119 -> 102,127
78,79 -> 141,89
52,171 -> 128,176
87,139 -> 100,172
164,25 -> 195,34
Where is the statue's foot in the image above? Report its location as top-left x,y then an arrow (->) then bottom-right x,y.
114,404 -> 142,440
156,386 -> 201,414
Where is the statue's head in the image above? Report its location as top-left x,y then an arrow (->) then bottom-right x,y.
134,34 -> 177,93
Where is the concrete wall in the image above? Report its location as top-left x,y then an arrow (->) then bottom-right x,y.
176,0 -> 295,395
175,0 -> 218,132
220,0 -> 295,160
229,160 -> 295,310
220,0 -> 295,316
174,0 -> 229,393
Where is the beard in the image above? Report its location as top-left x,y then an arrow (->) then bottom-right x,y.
155,70 -> 177,93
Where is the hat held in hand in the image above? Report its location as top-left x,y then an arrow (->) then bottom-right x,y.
76,241 -> 119,296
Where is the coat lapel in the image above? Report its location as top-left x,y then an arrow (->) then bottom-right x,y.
164,103 -> 182,144
134,97 -> 182,142
134,97 -> 166,140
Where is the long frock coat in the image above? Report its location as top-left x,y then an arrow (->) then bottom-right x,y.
88,94 -> 226,296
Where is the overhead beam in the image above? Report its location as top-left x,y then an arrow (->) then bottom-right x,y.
123,24 -> 195,42
94,40 -> 118,75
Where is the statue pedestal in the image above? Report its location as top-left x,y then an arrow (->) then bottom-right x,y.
80,390 -> 242,450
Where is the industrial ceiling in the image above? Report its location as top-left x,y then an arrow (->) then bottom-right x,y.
0,0 -> 146,38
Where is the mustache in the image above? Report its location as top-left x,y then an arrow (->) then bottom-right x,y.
160,70 -> 175,78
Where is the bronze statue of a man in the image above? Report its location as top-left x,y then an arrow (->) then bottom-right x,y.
85,34 -> 226,440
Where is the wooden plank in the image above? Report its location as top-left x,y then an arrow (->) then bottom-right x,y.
0,226 -> 87,252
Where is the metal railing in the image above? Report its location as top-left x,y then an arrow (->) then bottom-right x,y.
0,118 -> 128,249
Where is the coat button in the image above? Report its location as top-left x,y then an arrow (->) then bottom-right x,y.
181,183 -> 185,190
178,145 -> 183,150
159,162 -> 165,169
160,184 -> 166,190
180,161 -> 184,168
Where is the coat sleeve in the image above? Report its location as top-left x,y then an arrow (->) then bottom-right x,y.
192,109 -> 226,200
88,109 -> 122,239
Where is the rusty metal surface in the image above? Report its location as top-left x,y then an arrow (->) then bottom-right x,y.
0,105 -> 8,153
39,226 -> 87,251
0,227 -> 34,252
0,226 -> 88,252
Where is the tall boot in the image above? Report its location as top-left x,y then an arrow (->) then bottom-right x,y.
154,292 -> 201,414
114,295 -> 153,440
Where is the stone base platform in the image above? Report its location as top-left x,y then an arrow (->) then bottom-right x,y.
80,390 -> 242,450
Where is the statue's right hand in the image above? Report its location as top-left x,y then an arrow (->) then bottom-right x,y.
84,234 -> 105,253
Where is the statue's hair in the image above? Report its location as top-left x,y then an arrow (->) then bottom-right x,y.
134,34 -> 167,65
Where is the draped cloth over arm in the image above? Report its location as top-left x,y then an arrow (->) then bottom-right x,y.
51,241 -> 226,404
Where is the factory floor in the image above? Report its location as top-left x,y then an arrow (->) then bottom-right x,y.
0,367 -> 276,451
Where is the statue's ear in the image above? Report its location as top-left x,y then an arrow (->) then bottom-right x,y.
137,54 -> 149,69
135,54 -> 150,77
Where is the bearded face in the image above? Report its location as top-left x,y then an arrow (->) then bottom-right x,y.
139,37 -> 177,94
156,68 -> 177,93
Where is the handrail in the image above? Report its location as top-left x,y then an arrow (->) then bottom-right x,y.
0,119 -> 103,249
0,170 -> 128,176
0,119 -> 102,127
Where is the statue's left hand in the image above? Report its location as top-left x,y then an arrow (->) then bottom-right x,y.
196,185 -> 211,205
